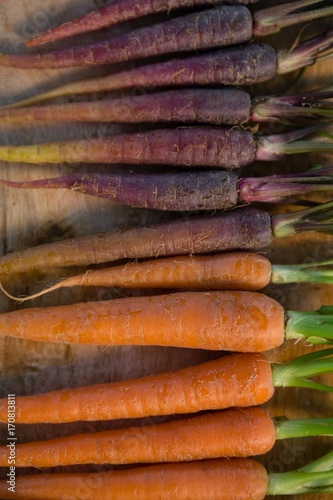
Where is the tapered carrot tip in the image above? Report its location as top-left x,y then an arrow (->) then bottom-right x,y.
0,459 -> 268,499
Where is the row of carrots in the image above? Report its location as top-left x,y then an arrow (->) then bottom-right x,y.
0,0 -> 333,498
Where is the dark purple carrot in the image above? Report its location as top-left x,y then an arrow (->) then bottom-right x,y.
5,30 -> 333,108
0,124 -> 331,169
2,167 -> 333,212
27,0 -> 260,48
25,0 -> 328,47
0,202 -> 333,278
1,87 -> 333,125
1,3 -> 333,69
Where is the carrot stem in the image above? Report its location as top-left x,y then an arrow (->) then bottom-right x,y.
272,201 -> 333,238
271,348 -> 333,391
267,451 -> 333,495
253,0 -> 333,36
274,417 -> 333,440
271,259 -> 333,285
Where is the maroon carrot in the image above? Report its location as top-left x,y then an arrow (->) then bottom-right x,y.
0,124 -> 331,168
1,3 -> 333,69
0,203 -> 333,278
1,87 -> 333,125
27,0 -> 261,47
5,30 -> 333,108
2,167 -> 333,211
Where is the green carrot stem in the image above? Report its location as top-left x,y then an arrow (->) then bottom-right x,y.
285,311 -> 333,344
274,417 -> 333,440
271,260 -> 333,285
267,451 -> 333,495
272,348 -> 333,391
267,466 -> 333,495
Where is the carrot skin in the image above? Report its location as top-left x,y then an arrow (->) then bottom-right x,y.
0,208 -> 272,277
0,459 -> 268,500
0,408 -> 276,467
0,352 -> 274,424
4,253 -> 272,302
3,45 -> 277,106
27,0 -> 260,47
0,8 -> 253,69
0,88 -> 251,125
0,171 -> 239,211
0,291 -> 285,350
0,127 -> 256,168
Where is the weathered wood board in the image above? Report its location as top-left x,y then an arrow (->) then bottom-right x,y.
0,0 -> 332,498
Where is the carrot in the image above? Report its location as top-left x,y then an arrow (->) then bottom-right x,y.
4,30 -> 333,108
0,202 -> 333,279
26,0 -> 261,47
0,290 -> 286,350
0,408 -> 331,469
0,290 -> 333,348
1,87 -> 333,124
0,407 -> 278,467
0,458 -> 269,500
0,348 -> 331,425
2,3 -> 332,69
2,166 -> 333,212
0,123 -> 331,168
5,251 -> 333,304
1,453 -> 333,500
0,352 -> 274,423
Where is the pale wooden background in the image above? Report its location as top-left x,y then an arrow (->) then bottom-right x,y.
0,0 -> 332,498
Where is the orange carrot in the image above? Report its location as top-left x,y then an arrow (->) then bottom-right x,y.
0,408 -> 276,468
2,253 -> 272,302
0,353 -> 274,424
0,458 -> 269,500
0,291 -> 285,351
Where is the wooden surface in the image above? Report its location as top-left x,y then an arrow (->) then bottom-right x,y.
0,0 -> 332,498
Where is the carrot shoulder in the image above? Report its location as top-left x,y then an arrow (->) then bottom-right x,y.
0,459 -> 268,500
0,291 -> 285,351
0,353 -> 274,424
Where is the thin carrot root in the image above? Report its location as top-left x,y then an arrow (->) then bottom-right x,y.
0,353 -> 274,424
0,459 -> 269,500
0,253 -> 272,303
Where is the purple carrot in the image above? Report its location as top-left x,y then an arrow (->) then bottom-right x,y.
27,0 -> 260,48
1,2 -> 333,69
4,29 -> 333,109
1,203 -> 333,278
1,167 -> 333,211
25,0 -> 328,47
0,123 -> 332,169
1,87 -> 333,125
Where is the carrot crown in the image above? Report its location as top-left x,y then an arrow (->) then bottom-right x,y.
254,0 -> 333,37
272,348 -> 333,391
267,450 -> 333,495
